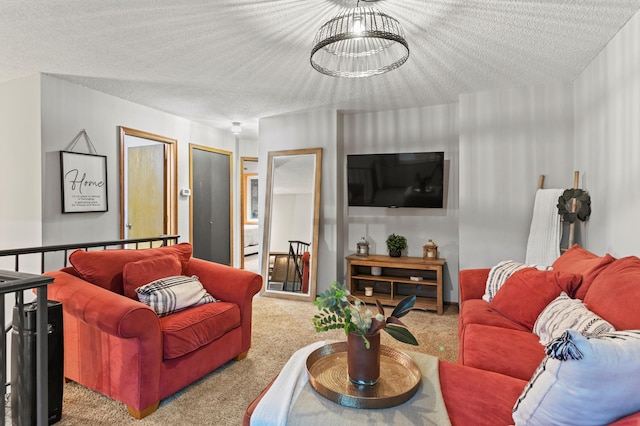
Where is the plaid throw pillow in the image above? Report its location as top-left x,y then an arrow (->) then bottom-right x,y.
136,275 -> 217,317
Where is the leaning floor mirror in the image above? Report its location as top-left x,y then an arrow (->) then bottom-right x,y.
261,148 -> 322,302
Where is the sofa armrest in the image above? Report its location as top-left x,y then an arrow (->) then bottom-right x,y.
459,268 -> 490,302
44,270 -> 161,338
43,270 -> 163,412
609,412 -> 640,425
186,258 -> 262,305
186,258 -> 262,352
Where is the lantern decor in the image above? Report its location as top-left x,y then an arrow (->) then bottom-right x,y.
356,237 -> 370,256
423,239 -> 438,259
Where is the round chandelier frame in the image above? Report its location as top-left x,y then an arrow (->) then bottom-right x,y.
310,5 -> 409,78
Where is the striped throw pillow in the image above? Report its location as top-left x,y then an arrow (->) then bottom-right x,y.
482,260 -> 527,302
136,275 -> 217,317
533,292 -> 614,345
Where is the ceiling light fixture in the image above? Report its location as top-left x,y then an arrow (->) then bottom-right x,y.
310,0 -> 409,78
231,122 -> 242,135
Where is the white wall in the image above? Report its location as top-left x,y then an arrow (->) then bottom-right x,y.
574,9 -> 640,258
343,104 -> 460,302
0,74 -> 42,256
38,75 -> 245,264
0,74 -> 43,383
259,110 -> 339,294
459,83 -> 575,273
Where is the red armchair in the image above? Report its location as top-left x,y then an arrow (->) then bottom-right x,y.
44,244 -> 262,419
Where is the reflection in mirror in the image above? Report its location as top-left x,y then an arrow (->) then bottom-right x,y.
261,148 -> 322,302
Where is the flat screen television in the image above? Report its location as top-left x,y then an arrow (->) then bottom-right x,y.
347,151 -> 444,208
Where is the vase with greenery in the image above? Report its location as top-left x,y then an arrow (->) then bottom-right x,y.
386,233 -> 407,257
313,281 -> 423,384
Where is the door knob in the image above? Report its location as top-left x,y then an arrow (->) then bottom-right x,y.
126,223 -> 132,229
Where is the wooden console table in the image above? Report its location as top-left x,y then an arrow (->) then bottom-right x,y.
346,254 -> 445,315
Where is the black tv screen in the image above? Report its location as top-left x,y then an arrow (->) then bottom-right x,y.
347,152 -> 444,208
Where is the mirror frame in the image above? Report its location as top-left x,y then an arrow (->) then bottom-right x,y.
260,148 -> 322,302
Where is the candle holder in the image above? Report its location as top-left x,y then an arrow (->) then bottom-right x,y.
423,239 -> 438,259
356,237 -> 369,256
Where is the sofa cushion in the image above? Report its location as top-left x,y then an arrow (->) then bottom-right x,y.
533,292 -> 614,345
584,256 -> 640,330
460,324 -> 545,381
160,301 -> 241,359
552,244 -> 615,300
489,268 -> 582,330
136,275 -> 217,317
459,299 -> 528,339
482,260 -> 527,302
69,243 -> 192,294
122,254 -> 183,300
439,361 -> 528,426
513,329 -> 640,426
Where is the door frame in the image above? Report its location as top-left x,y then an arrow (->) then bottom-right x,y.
119,127 -> 177,240
240,156 -> 258,269
189,144 -> 234,265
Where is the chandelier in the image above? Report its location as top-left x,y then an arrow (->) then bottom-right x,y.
310,1 -> 409,78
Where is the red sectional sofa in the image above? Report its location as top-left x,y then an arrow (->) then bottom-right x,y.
44,243 -> 262,419
448,245 -> 640,425
245,245 -> 640,425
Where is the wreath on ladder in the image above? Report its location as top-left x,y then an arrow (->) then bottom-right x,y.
557,189 -> 591,223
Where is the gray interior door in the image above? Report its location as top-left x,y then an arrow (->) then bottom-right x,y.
192,147 -> 231,265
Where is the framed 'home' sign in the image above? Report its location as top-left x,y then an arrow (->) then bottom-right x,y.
60,151 -> 108,213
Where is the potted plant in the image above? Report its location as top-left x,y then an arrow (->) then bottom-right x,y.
386,233 -> 407,257
313,281 -> 423,384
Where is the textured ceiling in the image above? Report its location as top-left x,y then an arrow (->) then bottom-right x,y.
2,0 -> 639,139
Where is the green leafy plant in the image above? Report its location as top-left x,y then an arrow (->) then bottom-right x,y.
313,281 -> 423,348
386,233 -> 407,256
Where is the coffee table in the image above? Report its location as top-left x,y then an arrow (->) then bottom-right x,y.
248,341 -> 451,426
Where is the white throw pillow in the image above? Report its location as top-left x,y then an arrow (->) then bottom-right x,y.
482,260 -> 527,302
513,329 -> 640,426
136,275 -> 217,317
533,292 -> 615,345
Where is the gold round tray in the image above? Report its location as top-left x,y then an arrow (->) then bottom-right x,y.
305,342 -> 421,409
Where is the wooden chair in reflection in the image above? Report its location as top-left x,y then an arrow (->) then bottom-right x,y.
270,241 -> 310,292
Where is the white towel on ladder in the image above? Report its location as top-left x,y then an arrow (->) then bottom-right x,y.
525,189 -> 563,267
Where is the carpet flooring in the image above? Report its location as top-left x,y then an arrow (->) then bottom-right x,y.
54,295 -> 459,425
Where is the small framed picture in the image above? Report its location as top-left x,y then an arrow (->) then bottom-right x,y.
60,151 -> 108,213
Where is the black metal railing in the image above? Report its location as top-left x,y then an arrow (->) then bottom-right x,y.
0,235 -> 180,425
0,235 -> 180,275
284,240 -> 310,292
